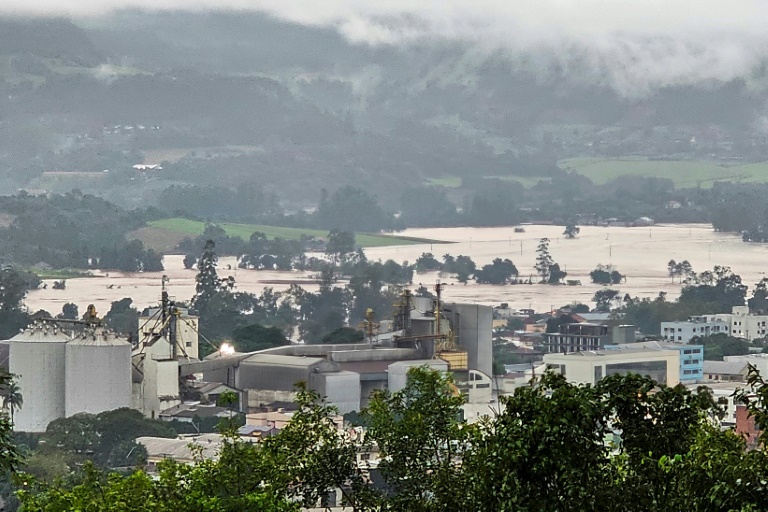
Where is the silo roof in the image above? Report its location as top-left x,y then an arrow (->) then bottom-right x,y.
69,328 -> 130,347
10,322 -> 71,343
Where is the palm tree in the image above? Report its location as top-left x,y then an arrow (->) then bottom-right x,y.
2,378 -> 22,426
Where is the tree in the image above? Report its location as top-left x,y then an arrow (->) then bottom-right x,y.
183,253 -> 197,270
103,298 -> 139,338
563,224 -> 580,239
231,323 -> 289,353
679,265 -> 747,313
694,333 -> 751,360
58,302 -> 79,320
364,367 -> 473,510
547,263 -> 567,284
0,267 -> 32,339
1,376 -> 22,426
474,258 -> 518,285
593,288 -> 621,312
192,239 -> 222,315
325,230 -> 355,265
590,264 -> 623,285
414,252 -> 442,272
534,238 -> 554,283
749,277 -> 768,313
320,327 -> 364,344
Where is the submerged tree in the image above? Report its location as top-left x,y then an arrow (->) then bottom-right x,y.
534,238 -> 554,283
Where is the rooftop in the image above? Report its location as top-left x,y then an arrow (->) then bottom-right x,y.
702,360 -> 748,375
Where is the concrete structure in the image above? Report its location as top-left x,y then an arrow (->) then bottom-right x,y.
138,307 -> 199,360
605,341 -> 703,382
544,346 -> 680,386
544,323 -> 635,353
9,322 -> 71,432
65,328 -> 131,417
661,306 -> 768,342
132,334 -> 182,419
387,359 -> 449,393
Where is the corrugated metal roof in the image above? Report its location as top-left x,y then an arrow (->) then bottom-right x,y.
69,328 -> 130,347
9,322 -> 71,343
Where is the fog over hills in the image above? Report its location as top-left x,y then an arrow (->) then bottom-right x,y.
0,7 -> 767,209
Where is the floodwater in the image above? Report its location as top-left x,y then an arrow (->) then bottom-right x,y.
24,224 -> 768,315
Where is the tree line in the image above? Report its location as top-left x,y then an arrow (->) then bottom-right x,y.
9,367 -> 768,511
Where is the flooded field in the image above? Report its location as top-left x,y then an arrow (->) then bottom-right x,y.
25,224 -> 768,315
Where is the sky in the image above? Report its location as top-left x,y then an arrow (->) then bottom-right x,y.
4,1 -> 768,94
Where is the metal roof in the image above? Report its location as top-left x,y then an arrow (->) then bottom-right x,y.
9,322 -> 71,343
68,328 -> 130,347
702,360 -> 748,375
241,353 -> 325,368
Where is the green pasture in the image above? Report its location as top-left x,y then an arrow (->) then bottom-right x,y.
558,157 -> 768,188
147,218 -> 443,248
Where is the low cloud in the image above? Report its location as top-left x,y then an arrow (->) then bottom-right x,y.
5,1 -> 768,94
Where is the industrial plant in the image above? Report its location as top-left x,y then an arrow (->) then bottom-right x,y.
1,284 -> 494,432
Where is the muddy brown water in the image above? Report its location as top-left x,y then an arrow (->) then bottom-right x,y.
25,224 -> 768,315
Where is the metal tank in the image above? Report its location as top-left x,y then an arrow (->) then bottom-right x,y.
8,322 -> 71,433
65,328 -> 132,417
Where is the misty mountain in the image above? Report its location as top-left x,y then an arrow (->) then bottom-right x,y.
0,12 -> 767,209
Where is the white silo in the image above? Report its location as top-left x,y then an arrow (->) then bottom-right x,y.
9,322 -> 70,433
65,328 -> 131,417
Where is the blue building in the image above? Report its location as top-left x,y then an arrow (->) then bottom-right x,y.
603,341 -> 703,382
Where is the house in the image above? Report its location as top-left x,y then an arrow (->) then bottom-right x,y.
132,164 -> 163,171
702,360 -> 749,382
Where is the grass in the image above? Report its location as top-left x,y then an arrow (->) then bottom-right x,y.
145,218 -> 445,248
28,268 -> 94,279
558,157 -> 768,188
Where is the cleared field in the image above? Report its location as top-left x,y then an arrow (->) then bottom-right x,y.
145,218 -> 444,248
559,157 -> 768,188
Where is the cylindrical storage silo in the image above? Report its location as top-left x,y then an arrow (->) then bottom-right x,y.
65,328 -> 132,417
9,322 -> 70,433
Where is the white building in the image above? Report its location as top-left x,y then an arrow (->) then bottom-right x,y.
544,346 -> 680,386
661,306 -> 768,342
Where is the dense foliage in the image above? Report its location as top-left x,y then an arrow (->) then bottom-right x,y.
13,368 -> 768,511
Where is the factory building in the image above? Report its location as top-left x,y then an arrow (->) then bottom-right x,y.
194,290 -> 494,416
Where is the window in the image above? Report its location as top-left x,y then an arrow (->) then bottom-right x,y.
476,383 -> 490,389
692,359 -> 700,364
684,349 -> 692,354
692,349 -> 701,354
606,360 -> 668,384
594,366 -> 603,382
678,336 -> 682,341
684,370 -> 693,375
186,341 -> 192,347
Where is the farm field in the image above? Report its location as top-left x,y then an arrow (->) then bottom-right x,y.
559,157 -> 768,188
143,218 -> 444,249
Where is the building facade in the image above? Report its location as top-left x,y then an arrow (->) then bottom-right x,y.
544,347 -> 680,386
661,306 -> 768,342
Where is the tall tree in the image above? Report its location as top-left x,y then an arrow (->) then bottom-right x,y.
1,376 -> 22,427
534,238 -> 554,283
